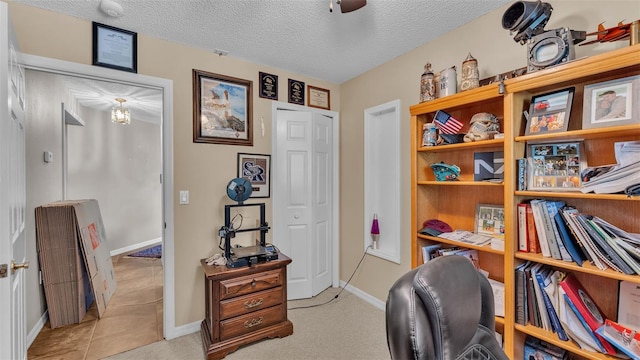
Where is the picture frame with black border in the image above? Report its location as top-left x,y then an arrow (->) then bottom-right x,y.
475,204 -> 505,239
527,141 -> 586,191
525,87 -> 575,136
193,69 -> 253,146
582,75 -> 640,129
237,153 -> 271,198
92,22 -> 137,73
258,71 -> 278,100
288,79 -> 305,105
307,85 -> 330,110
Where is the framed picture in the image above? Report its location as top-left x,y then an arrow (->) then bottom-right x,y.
288,79 -> 305,105
92,22 -> 137,73
527,142 -> 586,191
307,85 -> 330,110
582,75 -> 640,129
475,204 -> 505,239
258,72 -> 278,100
237,153 -> 270,198
525,87 -> 575,135
193,69 -> 253,146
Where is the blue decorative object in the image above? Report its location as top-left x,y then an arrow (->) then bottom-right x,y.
430,162 -> 460,181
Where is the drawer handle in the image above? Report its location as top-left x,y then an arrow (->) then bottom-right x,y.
244,317 -> 264,328
244,298 -> 264,309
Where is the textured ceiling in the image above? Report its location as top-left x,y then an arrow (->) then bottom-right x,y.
18,0 -> 511,121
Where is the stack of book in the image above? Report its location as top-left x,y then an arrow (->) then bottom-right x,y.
515,268 -> 628,355
517,200 -> 640,275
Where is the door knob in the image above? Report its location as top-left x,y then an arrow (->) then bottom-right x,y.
11,260 -> 29,274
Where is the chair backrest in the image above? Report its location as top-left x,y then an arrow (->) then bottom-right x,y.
385,255 -> 508,360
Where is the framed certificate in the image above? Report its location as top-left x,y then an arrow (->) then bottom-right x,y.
307,85 -> 330,110
92,22 -> 137,73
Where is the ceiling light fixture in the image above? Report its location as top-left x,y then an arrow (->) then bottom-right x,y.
99,0 -> 124,17
111,98 -> 131,125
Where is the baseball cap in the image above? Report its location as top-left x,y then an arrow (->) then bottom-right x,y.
419,219 -> 453,236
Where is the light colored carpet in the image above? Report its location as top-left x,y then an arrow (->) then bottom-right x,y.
104,287 -> 390,360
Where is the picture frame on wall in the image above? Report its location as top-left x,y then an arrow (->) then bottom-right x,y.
582,75 -> 640,129
258,71 -> 278,100
475,204 -> 505,239
92,22 -> 137,73
525,87 -> 574,136
192,69 -> 253,146
526,141 -> 586,191
307,85 -> 330,110
288,79 -> 305,105
237,153 -> 271,198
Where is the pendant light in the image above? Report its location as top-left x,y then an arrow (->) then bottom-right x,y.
111,97 -> 131,125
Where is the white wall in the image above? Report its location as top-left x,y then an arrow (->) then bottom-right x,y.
67,105 -> 162,252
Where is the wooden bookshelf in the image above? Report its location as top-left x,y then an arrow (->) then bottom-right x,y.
411,44 -> 640,359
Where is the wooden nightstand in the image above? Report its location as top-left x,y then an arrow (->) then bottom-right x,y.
200,253 -> 293,360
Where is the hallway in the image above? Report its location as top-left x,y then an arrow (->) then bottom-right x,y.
28,253 -> 163,359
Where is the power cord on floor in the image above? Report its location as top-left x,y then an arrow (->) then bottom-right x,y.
288,244 -> 372,310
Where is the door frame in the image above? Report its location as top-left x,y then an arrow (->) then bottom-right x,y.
271,101 -> 340,289
20,54 -> 178,339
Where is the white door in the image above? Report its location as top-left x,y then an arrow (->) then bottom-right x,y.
273,104 -> 336,300
1,2 -> 28,359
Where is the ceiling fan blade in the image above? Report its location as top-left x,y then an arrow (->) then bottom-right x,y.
340,0 -> 366,13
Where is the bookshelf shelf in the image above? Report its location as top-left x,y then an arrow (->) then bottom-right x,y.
412,45 -> 640,359
515,252 -> 640,283
515,324 -> 621,360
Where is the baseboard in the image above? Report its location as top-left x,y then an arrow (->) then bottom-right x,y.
166,320 -> 201,340
339,281 -> 386,311
110,237 -> 162,256
27,310 -> 48,348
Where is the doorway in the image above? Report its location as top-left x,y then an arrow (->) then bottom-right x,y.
20,54 -> 175,352
271,102 -> 340,300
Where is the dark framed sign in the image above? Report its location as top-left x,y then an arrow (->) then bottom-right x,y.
193,69 -> 253,146
92,22 -> 137,73
237,153 -> 271,198
288,79 -> 305,105
259,72 -> 278,100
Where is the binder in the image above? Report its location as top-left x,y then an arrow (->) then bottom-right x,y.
554,207 -> 586,266
545,201 -> 572,261
530,200 -> 552,258
535,267 -> 568,340
559,274 -> 616,354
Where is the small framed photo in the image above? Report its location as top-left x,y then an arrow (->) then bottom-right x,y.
582,76 -> 640,129
237,153 -> 270,198
475,204 -> 505,239
258,72 -> 278,100
525,87 -> 575,135
527,142 -> 586,191
193,69 -> 253,146
288,79 -> 305,105
307,85 -> 331,110
92,22 -> 137,73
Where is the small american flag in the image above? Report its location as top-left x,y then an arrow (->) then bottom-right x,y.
433,110 -> 463,134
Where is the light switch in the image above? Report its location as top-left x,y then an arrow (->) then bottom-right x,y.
43,151 -> 53,163
179,190 -> 189,205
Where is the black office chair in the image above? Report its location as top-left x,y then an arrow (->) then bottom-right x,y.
385,255 -> 508,360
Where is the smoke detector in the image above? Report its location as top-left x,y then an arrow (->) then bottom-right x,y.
99,0 -> 124,17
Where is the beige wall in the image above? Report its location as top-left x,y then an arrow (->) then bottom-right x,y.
8,1 -> 340,330
10,0 -> 638,332
338,0 -> 638,302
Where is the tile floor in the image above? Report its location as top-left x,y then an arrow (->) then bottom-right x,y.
28,253 -> 163,360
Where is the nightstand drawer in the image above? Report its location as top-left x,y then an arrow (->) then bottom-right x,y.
220,286 -> 283,320
220,306 -> 285,341
219,269 -> 283,300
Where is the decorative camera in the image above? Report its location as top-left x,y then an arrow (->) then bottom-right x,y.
502,1 -> 585,72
